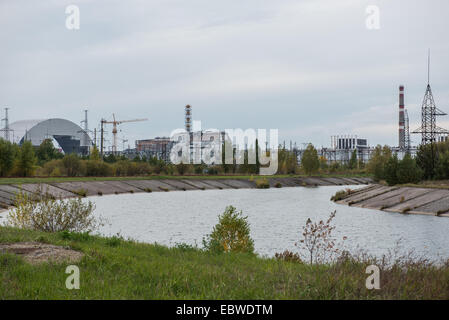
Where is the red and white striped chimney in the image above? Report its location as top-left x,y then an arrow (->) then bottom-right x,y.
399,85 -> 405,149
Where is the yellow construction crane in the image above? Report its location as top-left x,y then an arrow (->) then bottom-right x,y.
101,114 -> 148,154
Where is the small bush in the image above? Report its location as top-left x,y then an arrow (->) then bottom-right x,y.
144,188 -> 152,193
274,182 -> 282,188
105,234 -> 124,247
297,211 -> 341,264
59,230 -> 93,242
275,250 -> 303,263
203,206 -> 254,254
7,190 -> 100,233
75,189 -> 87,197
255,178 -> 269,189
331,189 -> 351,202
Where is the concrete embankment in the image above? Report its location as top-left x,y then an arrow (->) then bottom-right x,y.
0,176 -> 372,210
336,184 -> 449,217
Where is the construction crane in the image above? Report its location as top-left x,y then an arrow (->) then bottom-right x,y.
101,114 -> 148,154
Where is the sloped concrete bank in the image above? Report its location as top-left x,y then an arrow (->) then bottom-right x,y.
0,176 -> 372,210
335,184 -> 449,217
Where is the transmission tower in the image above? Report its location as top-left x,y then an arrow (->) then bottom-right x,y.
1,107 -> 11,141
412,51 -> 449,144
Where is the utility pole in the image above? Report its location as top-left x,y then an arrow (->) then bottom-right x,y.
100,119 -> 105,158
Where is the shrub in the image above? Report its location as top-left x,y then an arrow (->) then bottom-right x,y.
330,189 -> 352,202
203,206 -> 254,254
75,189 -> 88,197
86,160 -> 113,176
7,189 -> 99,233
274,182 -> 282,188
39,159 -> 65,176
275,250 -> 303,263
297,211 -> 341,264
255,178 -> 269,189
62,153 -> 82,177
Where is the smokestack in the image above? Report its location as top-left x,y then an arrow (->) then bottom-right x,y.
185,104 -> 192,133
399,85 -> 405,149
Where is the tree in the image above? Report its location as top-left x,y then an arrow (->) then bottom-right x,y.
348,150 -> 358,170
397,153 -> 422,184
17,141 -> 36,177
36,139 -> 62,165
0,139 -> 16,176
416,143 -> 438,180
62,153 -> 82,177
203,206 -> 254,254
319,156 -> 328,171
436,151 -> 449,180
89,145 -> 101,161
367,145 -> 392,181
384,154 -> 399,186
301,144 -> 319,175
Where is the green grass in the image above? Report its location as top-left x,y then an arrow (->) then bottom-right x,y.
0,173 -> 372,185
1,226 -> 448,299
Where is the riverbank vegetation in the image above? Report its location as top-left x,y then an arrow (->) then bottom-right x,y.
365,140 -> 449,186
1,197 -> 449,299
1,225 -> 449,299
0,139 -> 368,180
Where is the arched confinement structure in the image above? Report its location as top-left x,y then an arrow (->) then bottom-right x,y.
7,118 -> 92,155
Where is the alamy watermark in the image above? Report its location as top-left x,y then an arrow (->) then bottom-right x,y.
65,5 -> 80,30
65,265 -> 80,290
169,121 -> 279,175
365,5 -> 380,30
365,264 -> 380,290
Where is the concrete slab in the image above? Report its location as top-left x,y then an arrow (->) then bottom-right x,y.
101,181 -> 143,193
340,185 -> 394,204
19,183 -> 77,199
387,189 -> 449,213
162,180 -> 198,190
0,185 -> 33,197
118,180 -> 166,192
338,177 -> 363,185
220,179 -> 255,189
413,195 -> 449,214
52,182 -> 101,196
319,177 -> 343,185
180,180 -> 218,190
301,178 -> 329,186
359,187 -> 433,209
199,180 -> 232,189
140,180 -> 177,192
279,178 -> 301,187
0,192 -> 15,205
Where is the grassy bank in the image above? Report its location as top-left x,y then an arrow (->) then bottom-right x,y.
0,226 -> 448,299
0,173 -> 372,185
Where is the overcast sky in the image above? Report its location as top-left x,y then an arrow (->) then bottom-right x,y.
1,0 -> 449,150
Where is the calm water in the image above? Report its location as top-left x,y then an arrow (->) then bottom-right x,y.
82,186 -> 449,260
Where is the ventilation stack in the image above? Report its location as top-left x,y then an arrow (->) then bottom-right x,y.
398,85 -> 405,149
185,104 -> 192,133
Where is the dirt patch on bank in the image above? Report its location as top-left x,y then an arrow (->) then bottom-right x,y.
0,242 -> 84,265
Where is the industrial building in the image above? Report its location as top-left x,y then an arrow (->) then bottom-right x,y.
135,137 -> 175,162
3,118 -> 92,155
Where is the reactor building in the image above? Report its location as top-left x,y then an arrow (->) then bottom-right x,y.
3,118 -> 92,155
